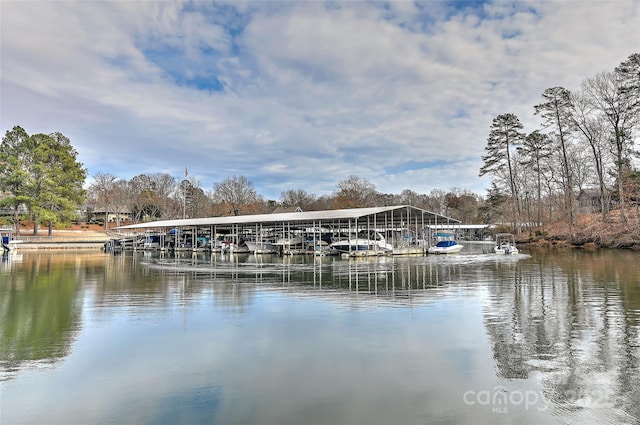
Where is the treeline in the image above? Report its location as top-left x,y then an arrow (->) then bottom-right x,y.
479,53 -> 640,238
0,125 -> 483,233
85,172 -> 483,227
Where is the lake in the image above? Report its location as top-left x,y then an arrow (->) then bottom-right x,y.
1,243 -> 639,424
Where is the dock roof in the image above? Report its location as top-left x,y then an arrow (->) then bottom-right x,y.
115,205 -> 460,232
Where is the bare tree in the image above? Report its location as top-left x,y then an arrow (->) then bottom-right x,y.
445,188 -> 481,223
333,175 -> 378,208
88,172 -> 118,229
173,177 -> 210,218
397,189 -> 423,207
187,179 -> 212,218
212,175 -> 263,216
308,194 -> 336,211
426,189 -> 447,215
582,61 -> 639,223
535,87 -> 576,238
128,173 -> 177,222
111,180 -> 130,227
571,90 -> 612,219
279,189 -> 317,209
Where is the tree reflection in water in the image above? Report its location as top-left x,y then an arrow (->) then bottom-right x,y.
1,253 -> 83,379
483,248 -> 640,421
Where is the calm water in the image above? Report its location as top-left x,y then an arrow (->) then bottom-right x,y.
1,244 -> 639,425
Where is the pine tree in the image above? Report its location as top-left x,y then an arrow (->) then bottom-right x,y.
518,130 -> 553,227
0,127 -> 87,235
479,113 -> 525,231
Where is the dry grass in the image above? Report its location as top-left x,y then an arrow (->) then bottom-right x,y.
524,208 -> 640,249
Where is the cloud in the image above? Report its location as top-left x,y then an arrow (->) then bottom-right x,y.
1,0 -> 638,200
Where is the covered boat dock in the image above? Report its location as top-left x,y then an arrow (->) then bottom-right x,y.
113,205 -> 461,256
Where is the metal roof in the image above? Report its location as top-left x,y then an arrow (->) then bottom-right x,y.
427,224 -> 494,229
115,205 -> 460,231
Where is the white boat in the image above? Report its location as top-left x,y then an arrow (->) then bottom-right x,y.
273,233 -> 306,254
428,233 -> 463,254
274,234 -> 305,248
219,234 -> 250,253
307,240 -> 337,256
330,231 -> 393,256
494,233 -> 519,255
2,239 -> 23,251
244,239 -> 278,254
1,227 -> 21,251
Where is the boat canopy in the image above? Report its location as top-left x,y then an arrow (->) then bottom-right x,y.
115,205 -> 462,233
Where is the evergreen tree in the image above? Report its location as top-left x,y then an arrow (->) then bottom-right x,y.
28,132 -> 87,235
518,130 -> 553,227
479,113 -> 525,231
0,127 -> 87,235
0,126 -> 31,234
615,53 -> 640,105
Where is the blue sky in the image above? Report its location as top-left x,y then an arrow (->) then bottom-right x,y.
1,1 -> 638,200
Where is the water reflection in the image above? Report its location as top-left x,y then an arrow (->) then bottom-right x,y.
136,248 -> 527,305
1,248 -> 639,424
0,253 -> 86,379
483,248 -> 640,422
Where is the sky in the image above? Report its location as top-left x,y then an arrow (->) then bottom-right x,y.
1,1 -> 639,201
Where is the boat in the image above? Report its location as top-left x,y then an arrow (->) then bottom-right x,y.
274,234 -> 305,248
330,231 -> 393,256
143,232 -> 162,250
222,237 -> 250,253
274,233 -> 306,254
304,232 -> 335,256
103,234 -> 143,252
428,233 -> 464,254
494,233 -> 519,255
307,240 -> 338,256
1,227 -> 22,251
2,239 -> 22,251
244,239 -> 278,254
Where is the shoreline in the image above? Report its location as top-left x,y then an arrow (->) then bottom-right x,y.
7,209 -> 640,251
3,226 -> 114,251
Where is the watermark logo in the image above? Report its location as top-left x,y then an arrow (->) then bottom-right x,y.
463,386 -> 549,414
462,385 -> 613,414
